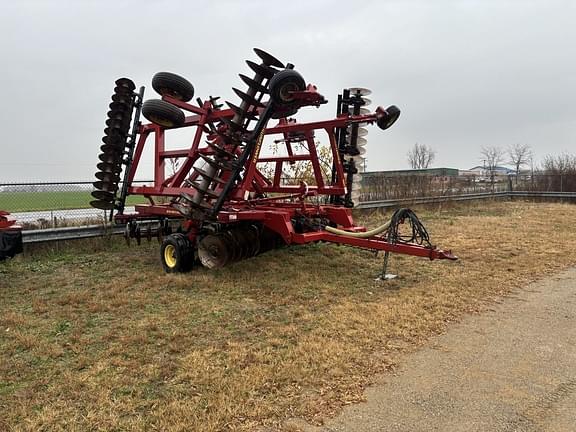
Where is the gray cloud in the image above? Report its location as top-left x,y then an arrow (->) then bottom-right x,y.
0,0 -> 574,181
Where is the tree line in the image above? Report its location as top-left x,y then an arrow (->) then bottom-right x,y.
407,142 -> 576,176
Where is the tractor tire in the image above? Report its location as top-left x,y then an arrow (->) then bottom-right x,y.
152,72 -> 195,102
0,230 -> 23,261
160,233 -> 195,273
142,99 -> 185,128
268,69 -> 306,107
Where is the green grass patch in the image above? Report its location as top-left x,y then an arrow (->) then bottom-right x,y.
0,191 -> 147,212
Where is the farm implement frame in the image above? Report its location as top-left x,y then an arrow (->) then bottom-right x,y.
91,48 -> 456,272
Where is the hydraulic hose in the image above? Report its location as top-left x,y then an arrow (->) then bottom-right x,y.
325,208 -> 431,246
325,220 -> 391,238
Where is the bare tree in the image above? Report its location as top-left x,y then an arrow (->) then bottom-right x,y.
541,152 -> 576,192
480,146 -> 504,191
542,152 -> 576,173
407,143 -> 436,169
508,143 -> 532,184
168,158 -> 181,176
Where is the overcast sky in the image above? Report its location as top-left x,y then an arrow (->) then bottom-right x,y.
1,0 -> 574,181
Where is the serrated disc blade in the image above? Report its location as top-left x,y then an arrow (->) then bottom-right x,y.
232,88 -> 265,108
225,101 -> 258,121
238,74 -> 269,94
246,60 -> 277,79
253,48 -> 285,68
194,167 -> 227,184
219,117 -> 247,133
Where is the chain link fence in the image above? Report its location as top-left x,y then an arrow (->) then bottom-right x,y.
0,181 -> 150,229
360,173 -> 576,202
2,174 -> 574,230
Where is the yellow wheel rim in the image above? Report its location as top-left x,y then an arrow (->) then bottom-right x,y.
149,115 -> 175,128
164,244 -> 177,268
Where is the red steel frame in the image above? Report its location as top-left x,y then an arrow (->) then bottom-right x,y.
118,93 -> 456,261
0,211 -> 21,231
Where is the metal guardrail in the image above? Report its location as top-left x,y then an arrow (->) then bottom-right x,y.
356,192 -> 506,209
355,191 -> 576,209
18,191 -> 576,244
22,225 -> 125,244
508,191 -> 576,198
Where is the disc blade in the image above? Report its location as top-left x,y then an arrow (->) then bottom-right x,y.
199,153 -> 231,170
90,199 -> 114,210
198,234 -> 232,269
91,190 -> 114,201
111,93 -> 133,105
246,60 -> 277,79
225,101 -> 258,121
347,87 -> 372,96
194,166 -> 227,184
345,155 -> 366,165
361,97 -> 372,106
97,162 -> 122,174
115,77 -> 136,91
100,143 -> 125,155
99,152 -> 123,164
219,117 -> 247,134
239,74 -> 269,94
189,182 -> 221,199
232,88 -> 265,108
253,48 -> 285,68
95,171 -> 120,183
93,180 -> 118,192
204,140 -> 237,160
109,100 -> 132,111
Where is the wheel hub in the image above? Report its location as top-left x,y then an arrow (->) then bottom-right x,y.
164,244 -> 177,268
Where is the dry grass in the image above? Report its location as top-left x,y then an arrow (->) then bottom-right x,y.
1,201 -> 576,431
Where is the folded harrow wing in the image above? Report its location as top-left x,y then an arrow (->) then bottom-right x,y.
91,48 -> 456,273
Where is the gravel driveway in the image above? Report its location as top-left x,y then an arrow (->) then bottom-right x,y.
319,268 -> 576,431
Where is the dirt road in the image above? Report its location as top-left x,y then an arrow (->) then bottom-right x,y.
321,268 -> 576,431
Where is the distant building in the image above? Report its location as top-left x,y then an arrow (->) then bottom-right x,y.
468,165 -> 515,177
466,165 -> 515,183
362,168 -> 459,178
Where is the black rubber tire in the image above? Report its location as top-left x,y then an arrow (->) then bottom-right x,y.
0,231 -> 23,260
268,69 -> 306,106
142,99 -> 185,128
152,72 -> 194,102
160,233 -> 195,273
376,105 -> 401,130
